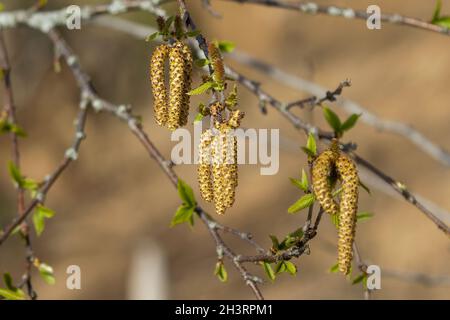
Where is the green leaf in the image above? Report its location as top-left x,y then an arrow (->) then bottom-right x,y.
301,147 -> 315,157
8,161 -> 23,187
262,262 -> 275,282
269,235 -> 280,251
288,228 -> 304,239
329,262 -> 339,273
288,194 -> 315,214
33,204 -> 55,236
170,205 -> 195,227
359,180 -> 371,194
323,107 -> 342,133
38,263 -> 56,285
214,262 -> 228,282
434,17 -> 450,28
177,179 -> 196,207
193,113 -> 204,123
145,31 -> 160,42
185,30 -> 201,38
306,133 -> 317,156
356,211 -> 373,222
217,40 -> 235,53
300,169 -> 309,192
275,261 -> 286,274
162,16 -> 175,35
23,178 -> 39,191
284,261 -> 297,275
3,273 -> 14,290
194,58 -> 210,68
340,114 -> 361,132
0,288 -> 25,300
432,0 -> 442,22
330,213 -> 339,229
187,81 -> 214,95
352,273 -> 367,285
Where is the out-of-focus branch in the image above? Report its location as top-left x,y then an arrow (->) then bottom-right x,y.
221,0 -> 450,37
228,50 -> 450,167
0,32 -> 36,299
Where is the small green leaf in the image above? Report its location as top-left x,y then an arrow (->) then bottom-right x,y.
162,16 -> 175,35
177,179 -> 196,207
185,30 -> 201,37
356,211 -> 373,222
194,58 -> 210,68
288,194 -> 315,214
432,0 -> 442,22
329,262 -> 339,273
0,288 -> 25,300
434,17 -> 450,28
330,213 -> 339,229
300,169 -> 309,192
8,161 -> 23,187
23,178 -> 39,191
187,81 -> 214,95
340,114 -> 361,132
301,147 -> 316,157
145,31 -> 160,42
33,204 -> 55,236
352,273 -> 367,285
275,261 -> 286,274
193,113 -> 204,123
262,262 -> 275,282
269,235 -> 280,251
323,107 -> 342,133
217,40 -> 235,53
284,261 -> 297,275
288,228 -> 304,239
170,205 -> 195,227
214,262 -> 228,282
3,273 -> 14,290
38,263 -> 55,285
306,133 -> 317,156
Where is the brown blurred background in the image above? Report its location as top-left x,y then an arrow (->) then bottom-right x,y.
0,0 -> 449,299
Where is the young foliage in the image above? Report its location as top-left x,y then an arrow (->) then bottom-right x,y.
33,204 -> 55,236
171,179 -> 197,227
214,261 -> 228,282
288,193 -> 315,214
262,262 -> 276,282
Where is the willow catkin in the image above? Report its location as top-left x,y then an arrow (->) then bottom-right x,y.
336,154 -> 359,275
168,45 -> 187,130
211,125 -> 238,215
174,41 -> 193,127
198,129 -> 214,202
150,44 -> 169,126
312,146 -> 340,216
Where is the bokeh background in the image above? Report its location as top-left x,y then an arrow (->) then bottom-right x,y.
0,0 -> 449,299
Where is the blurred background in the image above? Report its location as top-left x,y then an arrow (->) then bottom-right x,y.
0,0 -> 449,299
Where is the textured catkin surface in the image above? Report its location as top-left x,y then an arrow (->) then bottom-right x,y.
312,149 -> 340,216
211,126 -> 238,215
208,43 -> 225,84
336,154 -> 359,275
150,44 -> 169,126
174,41 -> 193,127
198,130 -> 214,202
167,45 -> 186,130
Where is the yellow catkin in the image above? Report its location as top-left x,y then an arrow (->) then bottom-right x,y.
336,154 -> 359,275
198,130 -> 214,202
168,45 -> 187,130
174,41 -> 193,127
211,124 -> 237,215
228,110 -> 245,129
150,44 -> 170,126
208,42 -> 225,85
312,148 -> 340,216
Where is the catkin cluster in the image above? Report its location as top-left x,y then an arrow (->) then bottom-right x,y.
150,41 -> 193,130
312,141 -> 359,275
197,104 -> 244,215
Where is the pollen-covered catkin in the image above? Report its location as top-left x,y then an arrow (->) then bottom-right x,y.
150,44 -> 170,126
336,154 -> 359,275
174,41 -> 193,127
198,129 -> 214,202
211,125 -> 238,215
312,148 -> 340,216
208,42 -> 225,85
167,45 -> 187,130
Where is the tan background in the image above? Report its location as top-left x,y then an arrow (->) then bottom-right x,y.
0,0 -> 449,299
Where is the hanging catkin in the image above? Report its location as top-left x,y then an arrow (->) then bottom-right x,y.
167,45 -> 187,130
198,129 -> 214,202
173,41 -> 193,127
150,44 -> 170,126
312,143 -> 340,216
335,154 -> 359,275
